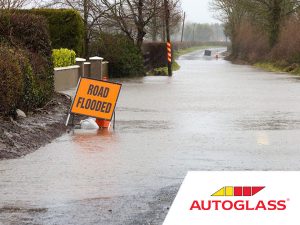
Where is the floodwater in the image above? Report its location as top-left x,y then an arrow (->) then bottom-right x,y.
1,48 -> 300,224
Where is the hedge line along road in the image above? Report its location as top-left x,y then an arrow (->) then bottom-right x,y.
1,48 -> 300,224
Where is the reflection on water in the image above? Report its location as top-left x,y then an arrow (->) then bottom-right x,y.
256,131 -> 270,146
72,129 -> 116,152
72,129 -> 115,142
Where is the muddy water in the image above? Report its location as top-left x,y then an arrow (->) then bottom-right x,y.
1,48 -> 300,224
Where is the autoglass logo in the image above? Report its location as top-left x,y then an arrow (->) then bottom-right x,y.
212,186 -> 265,196
190,186 -> 288,211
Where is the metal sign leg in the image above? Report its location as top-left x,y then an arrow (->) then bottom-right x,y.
113,111 -> 116,130
65,113 -> 71,126
71,113 -> 75,126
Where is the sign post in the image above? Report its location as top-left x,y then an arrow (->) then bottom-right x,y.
66,77 -> 122,127
164,0 -> 172,76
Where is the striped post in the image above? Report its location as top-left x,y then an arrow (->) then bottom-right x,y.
167,42 -> 172,63
95,75 -> 111,129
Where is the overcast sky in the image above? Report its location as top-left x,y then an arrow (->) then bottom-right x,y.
28,0 -> 220,24
181,0 -> 219,24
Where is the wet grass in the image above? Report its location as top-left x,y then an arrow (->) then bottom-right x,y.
254,62 -> 284,73
147,61 -> 180,76
0,206 -> 48,213
254,62 -> 300,75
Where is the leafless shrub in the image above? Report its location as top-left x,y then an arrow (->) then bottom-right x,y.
271,16 -> 300,64
0,0 -> 29,9
234,20 -> 269,62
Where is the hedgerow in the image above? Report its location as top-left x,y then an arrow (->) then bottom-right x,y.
0,12 -> 54,113
91,33 -> 145,77
21,9 -> 85,56
0,45 -> 24,114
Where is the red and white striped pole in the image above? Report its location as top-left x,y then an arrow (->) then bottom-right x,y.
164,0 -> 172,76
167,42 -> 172,64
95,75 -> 111,129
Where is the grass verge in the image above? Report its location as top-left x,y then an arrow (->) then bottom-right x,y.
254,62 -> 300,75
147,61 -> 180,76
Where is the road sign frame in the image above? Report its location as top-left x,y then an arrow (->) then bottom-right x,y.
66,77 -> 122,126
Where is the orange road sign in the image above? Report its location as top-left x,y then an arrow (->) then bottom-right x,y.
71,78 -> 122,121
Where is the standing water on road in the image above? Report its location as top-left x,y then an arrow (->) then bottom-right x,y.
1,49 -> 300,224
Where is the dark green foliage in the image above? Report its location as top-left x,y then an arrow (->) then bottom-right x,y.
19,56 -> 37,111
0,12 -> 54,112
0,12 -> 52,58
0,46 -> 24,114
91,33 -> 145,77
22,51 -> 54,110
23,9 -> 84,56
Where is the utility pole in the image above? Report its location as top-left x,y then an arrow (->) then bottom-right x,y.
192,23 -> 196,42
83,0 -> 89,58
164,0 -> 172,76
181,11 -> 186,43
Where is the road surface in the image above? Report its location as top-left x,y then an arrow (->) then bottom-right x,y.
1,48 -> 300,224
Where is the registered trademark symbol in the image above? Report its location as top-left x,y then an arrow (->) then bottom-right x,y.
287,198 -> 290,201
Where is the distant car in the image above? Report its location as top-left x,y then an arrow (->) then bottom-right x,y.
204,50 -> 212,56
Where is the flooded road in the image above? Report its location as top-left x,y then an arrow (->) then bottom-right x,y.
1,49 -> 300,224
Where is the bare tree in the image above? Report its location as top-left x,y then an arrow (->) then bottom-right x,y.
240,0 -> 300,46
0,0 -> 29,9
37,0 -> 182,52
102,0 -> 167,49
210,0 -> 246,55
147,0 -> 182,41
211,0 -> 300,47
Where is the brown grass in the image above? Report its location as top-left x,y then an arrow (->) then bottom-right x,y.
271,17 -> 300,64
232,17 -> 300,69
234,20 -> 269,63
